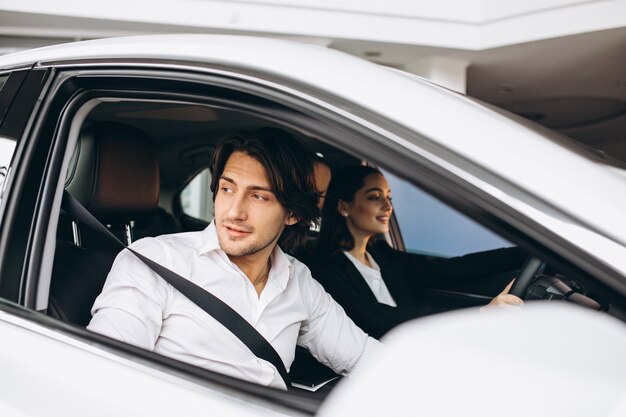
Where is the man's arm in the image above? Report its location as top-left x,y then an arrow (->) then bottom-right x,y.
87,238 -> 170,350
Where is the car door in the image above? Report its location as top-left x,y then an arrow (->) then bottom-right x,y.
0,63 -> 324,417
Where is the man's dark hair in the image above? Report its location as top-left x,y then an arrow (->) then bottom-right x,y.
210,127 -> 319,252
316,165 -> 382,257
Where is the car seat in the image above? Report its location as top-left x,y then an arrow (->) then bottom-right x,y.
48,121 -> 177,326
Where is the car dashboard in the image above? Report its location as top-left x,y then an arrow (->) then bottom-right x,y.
526,266 -> 626,322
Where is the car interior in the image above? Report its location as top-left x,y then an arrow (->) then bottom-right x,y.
43,92 -> 626,405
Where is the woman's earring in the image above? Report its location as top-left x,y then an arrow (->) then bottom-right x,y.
342,212 -> 348,217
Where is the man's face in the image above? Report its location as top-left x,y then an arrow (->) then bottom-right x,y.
214,151 -> 296,261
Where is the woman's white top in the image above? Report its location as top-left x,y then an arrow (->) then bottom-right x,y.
343,251 -> 397,307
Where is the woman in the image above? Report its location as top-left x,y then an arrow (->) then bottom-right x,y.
312,165 -> 527,339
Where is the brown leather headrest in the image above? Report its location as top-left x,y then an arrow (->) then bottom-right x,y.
65,122 -> 159,223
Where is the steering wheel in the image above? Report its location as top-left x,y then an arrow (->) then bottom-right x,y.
509,256 -> 544,298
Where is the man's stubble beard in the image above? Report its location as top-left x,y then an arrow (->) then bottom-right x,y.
218,222 -> 285,257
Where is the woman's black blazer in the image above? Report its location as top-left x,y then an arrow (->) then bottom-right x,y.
310,241 -> 526,339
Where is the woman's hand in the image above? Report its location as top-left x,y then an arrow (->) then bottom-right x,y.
481,280 -> 523,311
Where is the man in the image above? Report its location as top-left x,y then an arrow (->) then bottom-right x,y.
88,127 -> 379,390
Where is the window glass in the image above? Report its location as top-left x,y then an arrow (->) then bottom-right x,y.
383,169 -> 512,257
180,168 -> 214,222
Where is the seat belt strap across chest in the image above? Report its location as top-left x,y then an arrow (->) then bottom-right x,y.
62,190 -> 291,389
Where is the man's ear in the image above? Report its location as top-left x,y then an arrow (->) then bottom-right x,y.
285,212 -> 299,226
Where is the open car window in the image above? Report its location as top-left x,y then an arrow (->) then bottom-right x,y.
47,95 -> 624,387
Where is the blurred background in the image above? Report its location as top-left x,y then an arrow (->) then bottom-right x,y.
2,0 -> 624,162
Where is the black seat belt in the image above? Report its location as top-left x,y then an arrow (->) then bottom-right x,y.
61,190 -> 291,388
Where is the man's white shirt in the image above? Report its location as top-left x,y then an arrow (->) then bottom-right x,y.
88,221 -> 380,389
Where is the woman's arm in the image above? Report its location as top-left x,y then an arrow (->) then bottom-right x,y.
373,241 -> 527,290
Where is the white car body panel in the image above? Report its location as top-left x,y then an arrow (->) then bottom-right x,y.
319,303 -> 626,417
0,310 -> 301,417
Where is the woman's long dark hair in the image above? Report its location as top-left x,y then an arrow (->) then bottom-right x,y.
316,165 -> 382,257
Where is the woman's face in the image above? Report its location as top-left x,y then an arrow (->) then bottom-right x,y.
340,173 -> 393,238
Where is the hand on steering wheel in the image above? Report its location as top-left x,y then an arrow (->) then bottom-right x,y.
481,280 -> 523,310
481,256 -> 543,311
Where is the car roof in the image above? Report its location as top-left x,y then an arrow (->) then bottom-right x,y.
1,34 -> 625,266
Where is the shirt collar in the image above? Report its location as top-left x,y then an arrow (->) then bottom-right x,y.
197,220 -> 222,255
343,250 -> 381,272
198,220 -> 292,290
269,244 -> 292,291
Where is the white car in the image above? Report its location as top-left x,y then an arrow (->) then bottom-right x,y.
0,35 -> 624,417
